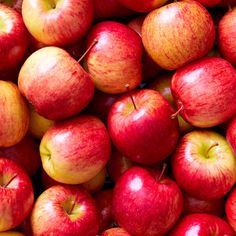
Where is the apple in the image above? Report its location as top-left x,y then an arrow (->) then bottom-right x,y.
0,158 -> 34,232
0,134 -> 41,177
218,7 -> 236,66
0,232 -> 25,236
94,189 -> 114,233
171,130 -> 236,200
0,4 -> 29,71
182,192 -> 225,216
195,0 -> 222,7
169,213 -> 234,235
218,0 -> 236,6
84,21 -> 143,94
1,0 -> 23,13
40,115 -> 111,184
101,228 -> 131,236
118,0 -> 168,12
112,166 -> 183,236
108,89 -> 179,165
22,0 -> 94,46
0,81 -> 29,147
31,185 -> 99,236
142,0 -> 215,70
171,56 -> 236,128
226,187 -> 236,232
226,115 -> 236,154
18,46 -> 94,120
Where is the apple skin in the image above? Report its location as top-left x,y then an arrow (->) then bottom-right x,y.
226,115 -> 236,154
142,0 -> 215,70
182,192 -> 225,216
226,187 -> 236,232
40,115 -> 111,184
195,0 -> 222,7
171,56 -> 236,128
0,4 -> 29,71
101,228 -> 131,236
18,46 -> 94,120
118,0 -> 168,12
171,130 -> 236,200
0,81 -> 29,147
30,185 -> 99,236
85,21 -> 143,94
169,213 -> 234,236
22,0 -> 93,46
108,89 -> 179,165
0,134 -> 41,177
0,158 -> 34,232
0,232 -> 25,236
112,166 -> 183,236
218,7 -> 236,67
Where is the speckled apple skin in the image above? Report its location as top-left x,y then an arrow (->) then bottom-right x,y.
142,1 -> 215,70
226,187 -> 236,232
112,166 -> 183,236
171,57 -> 236,128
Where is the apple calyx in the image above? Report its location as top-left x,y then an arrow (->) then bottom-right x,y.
125,84 -> 137,110
78,39 -> 98,63
158,163 -> 167,182
171,104 -> 184,120
206,142 -> 219,158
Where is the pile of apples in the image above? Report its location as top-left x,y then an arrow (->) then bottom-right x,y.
2,0 -> 236,235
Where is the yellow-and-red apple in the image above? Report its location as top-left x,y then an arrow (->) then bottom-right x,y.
31,185 -> 99,236
22,0 -> 94,46
226,187 -> 236,232
226,115 -> 236,154
0,4 -> 29,71
0,158 -> 34,232
40,115 -> 111,184
108,89 -> 179,165
18,46 -> 94,120
142,0 -> 215,70
0,80 -> 29,147
171,57 -> 236,128
171,130 -> 236,200
85,21 -> 143,94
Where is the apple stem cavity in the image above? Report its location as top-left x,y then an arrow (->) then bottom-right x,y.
78,39 -> 98,63
158,163 -> 167,182
171,104 -> 183,119
125,84 -> 137,110
206,142 -> 219,157
68,200 -> 76,215
3,174 -> 17,188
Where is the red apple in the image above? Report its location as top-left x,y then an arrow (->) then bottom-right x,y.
118,0 -> 168,12
171,130 -> 236,200
22,0 -> 94,46
40,115 -> 111,184
108,89 -> 179,165
0,4 -> 29,71
0,134 -> 41,177
31,185 -> 99,236
142,0 -> 215,70
112,166 -> 183,236
171,56 -> 236,128
218,0 -> 236,6
195,0 -> 222,7
1,0 -> 23,13
226,115 -> 236,154
85,21 -> 143,94
169,213 -> 234,236
226,187 -> 236,232
182,192 -> 225,216
101,228 -> 131,236
0,158 -> 34,231
0,81 -> 29,147
18,46 -> 94,120
218,7 -> 236,66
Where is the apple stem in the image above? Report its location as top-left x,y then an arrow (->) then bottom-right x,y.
78,39 -> 98,63
171,104 -> 183,119
68,200 -> 76,215
125,84 -> 137,110
206,142 -> 219,157
3,174 -> 17,188
158,163 -> 167,182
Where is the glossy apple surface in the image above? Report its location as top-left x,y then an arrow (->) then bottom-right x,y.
112,166 -> 183,236
40,115 -> 111,184
171,130 -> 236,200
31,185 -> 99,236
108,89 -> 179,164
85,21 -> 143,94
226,187 -> 236,232
22,0 -> 93,46
169,213 -> 234,236
18,46 -> 94,120
142,0 -> 215,70
171,56 -> 236,128
0,4 -> 29,71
